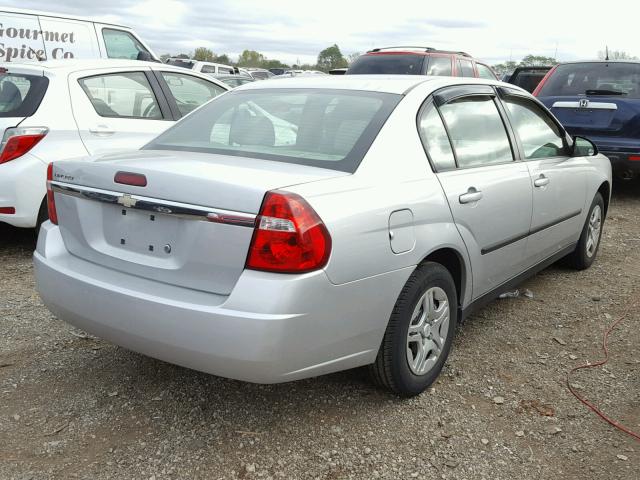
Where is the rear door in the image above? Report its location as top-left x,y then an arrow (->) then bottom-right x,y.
0,11 -> 46,62
499,88 -> 586,265
536,62 -> 640,151
70,68 -> 174,155
421,85 -> 533,299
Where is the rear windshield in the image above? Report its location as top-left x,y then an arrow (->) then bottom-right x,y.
539,62 -> 640,98
347,54 -> 425,75
144,88 -> 401,172
166,60 -> 195,69
0,73 -> 49,118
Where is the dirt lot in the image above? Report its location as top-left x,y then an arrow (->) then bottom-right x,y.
1,181 -> 639,480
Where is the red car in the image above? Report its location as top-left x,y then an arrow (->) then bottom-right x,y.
346,46 -> 497,79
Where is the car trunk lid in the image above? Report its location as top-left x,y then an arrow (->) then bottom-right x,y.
51,150 -> 347,295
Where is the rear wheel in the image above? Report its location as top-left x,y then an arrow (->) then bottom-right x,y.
370,262 -> 457,396
564,192 -> 604,270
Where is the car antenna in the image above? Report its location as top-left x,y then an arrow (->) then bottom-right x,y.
605,46 -> 609,61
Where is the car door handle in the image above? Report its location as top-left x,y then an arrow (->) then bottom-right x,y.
459,188 -> 483,204
534,175 -> 550,187
89,125 -> 115,136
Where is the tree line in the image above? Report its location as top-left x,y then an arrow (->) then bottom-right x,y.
160,44 -> 352,72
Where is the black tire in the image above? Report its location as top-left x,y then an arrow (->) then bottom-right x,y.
369,262 -> 457,397
35,197 -> 48,236
564,193 -> 604,270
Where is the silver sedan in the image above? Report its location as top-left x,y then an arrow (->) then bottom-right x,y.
35,75 -> 612,396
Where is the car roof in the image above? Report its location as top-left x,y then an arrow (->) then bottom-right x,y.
4,59 -> 192,73
0,7 -> 131,28
365,47 -> 472,57
234,74 -> 507,95
557,59 -> 640,65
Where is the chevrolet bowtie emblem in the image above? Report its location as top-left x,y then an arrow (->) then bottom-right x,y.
117,194 -> 137,208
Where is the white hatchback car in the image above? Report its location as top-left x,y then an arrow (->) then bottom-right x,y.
0,60 -> 228,229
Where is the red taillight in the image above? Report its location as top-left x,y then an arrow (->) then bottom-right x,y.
532,65 -> 558,97
0,207 -> 15,214
629,155 -> 640,161
0,127 -> 48,164
246,191 -> 331,273
46,162 -> 58,225
114,171 -> 147,187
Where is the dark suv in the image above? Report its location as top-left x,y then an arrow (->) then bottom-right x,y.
346,46 -> 497,79
534,61 -> 640,180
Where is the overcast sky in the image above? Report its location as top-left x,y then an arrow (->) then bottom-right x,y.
5,0 -> 639,65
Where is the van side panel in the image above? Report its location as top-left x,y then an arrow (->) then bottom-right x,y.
38,17 -> 100,60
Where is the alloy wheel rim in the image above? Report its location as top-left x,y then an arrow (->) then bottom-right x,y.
406,286 -> 450,376
586,205 -> 602,258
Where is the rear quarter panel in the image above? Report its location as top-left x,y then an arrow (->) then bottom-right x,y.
287,83 -> 473,307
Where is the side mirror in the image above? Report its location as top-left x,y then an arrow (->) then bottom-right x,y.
136,51 -> 155,62
572,136 -> 598,157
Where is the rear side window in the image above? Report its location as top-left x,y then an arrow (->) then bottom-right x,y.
103,28 -> 151,60
79,72 -> 163,119
145,89 -> 401,172
417,104 -> 455,170
200,65 -> 217,73
477,64 -> 496,80
0,73 -> 48,117
539,62 -> 640,98
160,72 -> 226,116
503,96 -> 569,159
426,56 -> 452,76
439,97 -> 513,168
457,60 -> 475,77
347,54 -> 425,75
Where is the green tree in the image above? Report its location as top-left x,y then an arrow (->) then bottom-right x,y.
598,49 -> 638,60
316,44 -> 348,72
519,55 -> 557,66
193,47 -> 215,62
491,60 -> 518,76
237,50 -> 266,67
347,52 -> 361,65
213,53 -> 231,65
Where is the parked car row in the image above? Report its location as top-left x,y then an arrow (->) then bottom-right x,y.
0,60 -> 228,229
0,9 -> 625,396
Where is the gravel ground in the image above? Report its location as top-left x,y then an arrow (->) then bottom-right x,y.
1,181 -> 639,480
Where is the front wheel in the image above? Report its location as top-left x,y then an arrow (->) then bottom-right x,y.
564,192 -> 604,270
369,262 -> 457,396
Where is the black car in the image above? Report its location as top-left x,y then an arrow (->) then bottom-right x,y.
505,66 -> 552,93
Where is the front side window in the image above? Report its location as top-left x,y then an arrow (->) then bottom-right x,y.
439,96 -> 513,168
503,96 -> 568,159
79,72 -> 162,119
426,56 -> 452,76
145,89 -> 401,172
477,63 -> 496,80
103,28 -> 151,60
457,59 -> 475,77
417,104 -> 455,170
160,72 -> 226,116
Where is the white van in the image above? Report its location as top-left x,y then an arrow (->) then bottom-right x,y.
165,58 -> 236,75
0,8 -> 158,63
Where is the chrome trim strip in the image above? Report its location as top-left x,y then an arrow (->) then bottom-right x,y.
49,181 -> 257,227
551,101 -> 618,110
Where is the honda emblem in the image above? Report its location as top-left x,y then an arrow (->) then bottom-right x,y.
579,99 -> 589,108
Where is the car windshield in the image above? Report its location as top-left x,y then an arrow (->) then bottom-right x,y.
347,54 -> 425,75
0,73 -> 49,117
144,88 -> 401,172
539,62 -> 640,98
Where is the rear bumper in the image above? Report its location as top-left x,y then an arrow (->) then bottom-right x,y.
600,151 -> 640,175
34,223 -> 411,383
0,153 -> 47,228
